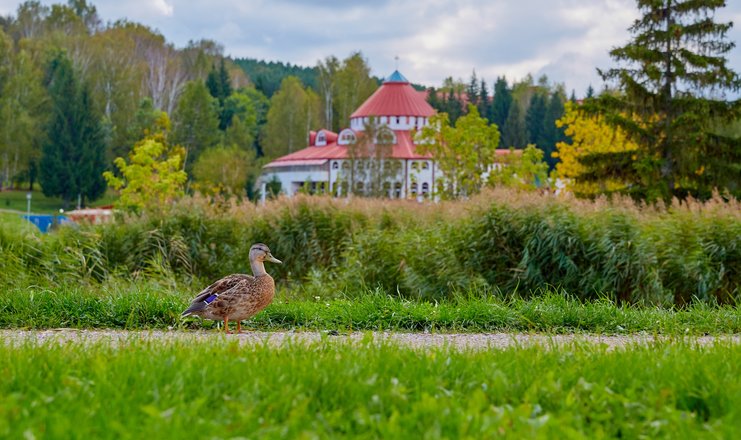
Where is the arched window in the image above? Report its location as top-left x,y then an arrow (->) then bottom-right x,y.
410,182 -> 418,197
338,129 -> 357,145
342,161 -> 350,169
316,131 -> 327,146
411,161 -> 419,171
422,182 -> 429,195
355,181 -> 364,192
394,182 -> 402,198
332,161 -> 339,170
375,126 -> 396,145
422,162 -> 429,170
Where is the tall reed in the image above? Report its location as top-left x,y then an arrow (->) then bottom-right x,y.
1,190 -> 739,305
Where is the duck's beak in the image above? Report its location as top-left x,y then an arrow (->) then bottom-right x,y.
266,253 -> 282,264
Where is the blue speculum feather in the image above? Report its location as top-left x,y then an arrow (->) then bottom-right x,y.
204,294 -> 218,304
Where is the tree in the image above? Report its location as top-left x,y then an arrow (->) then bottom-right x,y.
171,80 -> 221,171
466,70 -> 480,108
262,76 -> 320,159
426,87 -> 441,112
501,101 -> 527,148
585,85 -> 595,99
525,92 -> 547,146
103,114 -> 187,212
333,52 -> 377,132
316,55 -> 339,130
39,50 -> 106,208
192,145 -> 256,197
239,87 -> 269,155
222,90 -> 260,147
0,30 -> 46,189
590,0 -> 741,201
491,76 -> 512,142
553,102 -> 640,197
417,105 -> 500,199
478,78 -> 491,123
541,90 -> 567,169
488,144 -> 549,191
206,58 -> 233,129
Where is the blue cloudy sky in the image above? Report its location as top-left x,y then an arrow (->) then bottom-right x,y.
2,0 -> 740,96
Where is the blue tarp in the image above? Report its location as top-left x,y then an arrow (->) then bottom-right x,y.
22,215 -> 71,233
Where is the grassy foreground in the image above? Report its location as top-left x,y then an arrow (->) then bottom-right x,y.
2,338 -> 740,438
2,283 -> 740,334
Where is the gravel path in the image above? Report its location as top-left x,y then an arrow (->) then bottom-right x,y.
3,329 -> 739,350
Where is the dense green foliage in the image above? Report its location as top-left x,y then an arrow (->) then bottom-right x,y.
1,192 -> 738,305
39,50 -> 106,207
233,57 -> 319,98
590,0 -> 741,201
3,338 -> 741,438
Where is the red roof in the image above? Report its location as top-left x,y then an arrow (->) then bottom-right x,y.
264,130 -> 433,167
351,82 -> 435,118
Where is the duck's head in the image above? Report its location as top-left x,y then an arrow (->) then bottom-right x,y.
249,243 -> 282,264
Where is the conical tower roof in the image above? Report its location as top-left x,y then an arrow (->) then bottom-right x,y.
350,70 -> 435,118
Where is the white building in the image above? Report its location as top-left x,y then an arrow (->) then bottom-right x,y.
260,70 -> 510,199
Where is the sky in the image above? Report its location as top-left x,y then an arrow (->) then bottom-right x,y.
1,0 -> 740,97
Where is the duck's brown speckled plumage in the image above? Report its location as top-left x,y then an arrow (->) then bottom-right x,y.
182,273 -> 275,321
182,243 -> 281,333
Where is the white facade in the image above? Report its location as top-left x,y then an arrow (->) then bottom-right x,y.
349,116 -> 429,132
261,156 -> 437,201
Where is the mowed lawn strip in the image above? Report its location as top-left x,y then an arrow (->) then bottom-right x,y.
1,284 -> 740,334
2,338 -> 740,439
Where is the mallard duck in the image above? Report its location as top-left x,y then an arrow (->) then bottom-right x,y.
182,243 -> 282,334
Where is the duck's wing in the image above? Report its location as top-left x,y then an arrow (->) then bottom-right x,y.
181,274 -> 254,316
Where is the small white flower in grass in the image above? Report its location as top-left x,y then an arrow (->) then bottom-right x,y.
391,377 -> 399,386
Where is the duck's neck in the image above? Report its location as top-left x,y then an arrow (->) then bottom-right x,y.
250,259 -> 267,277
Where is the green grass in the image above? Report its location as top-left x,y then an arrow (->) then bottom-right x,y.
0,189 -> 117,214
0,212 -> 41,235
2,283 -> 740,334
2,338 -> 740,438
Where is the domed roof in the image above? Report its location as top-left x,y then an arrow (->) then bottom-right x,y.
350,70 -> 435,119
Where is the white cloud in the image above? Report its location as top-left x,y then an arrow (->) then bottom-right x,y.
152,0 -> 174,17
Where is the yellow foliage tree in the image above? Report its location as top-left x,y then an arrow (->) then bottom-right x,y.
103,114 -> 187,212
552,102 -> 639,197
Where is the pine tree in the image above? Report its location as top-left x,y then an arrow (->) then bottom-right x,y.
39,51 -> 106,208
585,85 -> 595,99
426,87 -> 440,111
589,0 -> 741,201
491,76 -> 512,144
541,91 -> 567,169
206,58 -> 233,130
525,93 -> 547,146
445,88 -> 464,124
466,70 -> 479,108
501,102 -> 527,148
478,78 -> 491,122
